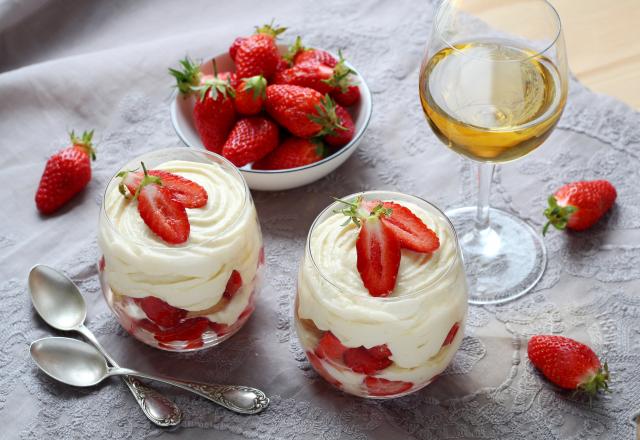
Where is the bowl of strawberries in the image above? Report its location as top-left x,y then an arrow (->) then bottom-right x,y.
170,23 -> 372,191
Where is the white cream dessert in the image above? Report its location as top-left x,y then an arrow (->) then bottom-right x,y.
295,193 -> 468,397
98,156 -> 263,350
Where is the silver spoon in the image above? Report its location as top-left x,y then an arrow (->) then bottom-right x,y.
28,264 -> 183,427
31,337 -> 270,414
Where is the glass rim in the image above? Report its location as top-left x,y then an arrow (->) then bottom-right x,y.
305,190 -> 462,302
100,147 -> 251,250
433,0 -> 563,62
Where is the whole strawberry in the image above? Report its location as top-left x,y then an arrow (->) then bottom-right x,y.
275,53 -> 355,97
35,130 -> 96,215
235,23 -> 286,80
286,37 -> 338,67
265,85 -> 342,138
170,58 -> 237,153
543,180 -> 617,235
234,75 -> 267,115
323,105 -> 354,148
527,335 -> 609,396
253,137 -> 327,170
221,117 -> 279,167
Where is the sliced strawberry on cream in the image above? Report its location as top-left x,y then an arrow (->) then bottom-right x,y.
119,168 -> 208,208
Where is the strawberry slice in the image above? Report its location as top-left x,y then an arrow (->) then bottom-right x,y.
364,377 -> 413,397
442,322 -> 460,346
307,351 -> 342,388
154,317 -> 210,343
343,346 -> 393,374
365,200 -> 439,253
134,296 -> 187,328
367,344 -> 392,360
315,331 -> 348,362
119,169 -> 207,208
209,322 -> 231,336
223,270 -> 243,300
134,163 -> 190,244
356,216 -> 401,297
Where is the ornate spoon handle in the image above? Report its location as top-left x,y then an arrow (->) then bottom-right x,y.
77,325 -> 183,426
111,367 -> 270,415
122,376 -> 183,427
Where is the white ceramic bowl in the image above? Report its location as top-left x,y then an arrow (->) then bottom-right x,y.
170,44 -> 373,191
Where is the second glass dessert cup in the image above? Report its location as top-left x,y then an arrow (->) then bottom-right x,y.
295,191 -> 469,398
98,148 -> 264,352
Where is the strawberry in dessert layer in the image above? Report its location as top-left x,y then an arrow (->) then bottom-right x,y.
295,193 -> 468,397
98,158 -> 263,350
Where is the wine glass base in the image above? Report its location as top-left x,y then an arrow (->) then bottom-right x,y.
445,207 -> 546,305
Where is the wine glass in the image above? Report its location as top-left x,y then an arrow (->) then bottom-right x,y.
419,0 -> 568,304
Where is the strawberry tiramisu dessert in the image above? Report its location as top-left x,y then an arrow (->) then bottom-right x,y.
98,148 -> 263,351
295,191 -> 468,398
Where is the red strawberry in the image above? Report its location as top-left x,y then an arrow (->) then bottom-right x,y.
253,137 -> 327,170
527,335 -> 609,395
288,37 -> 337,67
154,317 -> 210,343
135,164 -> 190,244
209,321 -> 230,336
118,169 -> 207,208
323,105 -> 354,148
274,57 -> 290,75
343,346 -> 393,374
356,214 -> 401,297
543,180 -> 617,235
223,270 -> 243,300
217,71 -> 238,88
234,75 -> 267,115
235,23 -> 286,80
274,62 -> 336,94
364,201 -> 440,253
229,36 -> 247,61
315,332 -> 348,362
364,377 -> 413,397
275,54 -> 355,96
307,351 -> 342,388
442,322 -> 460,346
35,130 -> 96,214
265,85 -> 342,138
331,85 -> 360,107
134,296 -> 187,328
221,117 -> 280,167
170,58 -> 236,153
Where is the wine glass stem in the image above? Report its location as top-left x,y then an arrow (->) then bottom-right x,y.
475,162 -> 495,231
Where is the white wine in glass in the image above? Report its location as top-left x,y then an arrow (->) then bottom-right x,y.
419,0 -> 568,304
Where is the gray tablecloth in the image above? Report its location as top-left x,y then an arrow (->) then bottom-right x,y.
1,0 -> 639,439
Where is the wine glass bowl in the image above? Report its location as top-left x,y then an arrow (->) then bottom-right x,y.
419,0 -> 568,304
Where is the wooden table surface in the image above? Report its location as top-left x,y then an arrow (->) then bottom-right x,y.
472,0 -> 640,110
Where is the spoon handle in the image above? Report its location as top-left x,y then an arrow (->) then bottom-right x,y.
111,367 -> 269,415
77,326 -> 183,427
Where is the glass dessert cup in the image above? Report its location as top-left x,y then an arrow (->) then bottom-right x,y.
98,148 -> 264,352
295,191 -> 469,398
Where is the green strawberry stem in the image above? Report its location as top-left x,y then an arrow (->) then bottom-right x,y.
543,195 -> 577,235
578,362 -> 610,397
190,61 -> 236,101
69,130 -> 96,160
255,21 -> 287,38
323,51 -> 356,92
241,75 -> 267,100
284,36 -> 305,63
169,57 -> 201,95
333,195 -> 392,227
309,95 -> 346,137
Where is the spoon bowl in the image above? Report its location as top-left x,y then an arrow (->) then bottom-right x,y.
31,337 -> 108,387
29,265 -> 86,331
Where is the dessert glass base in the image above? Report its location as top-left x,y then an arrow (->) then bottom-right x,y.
99,257 -> 262,352
446,206 -> 546,304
